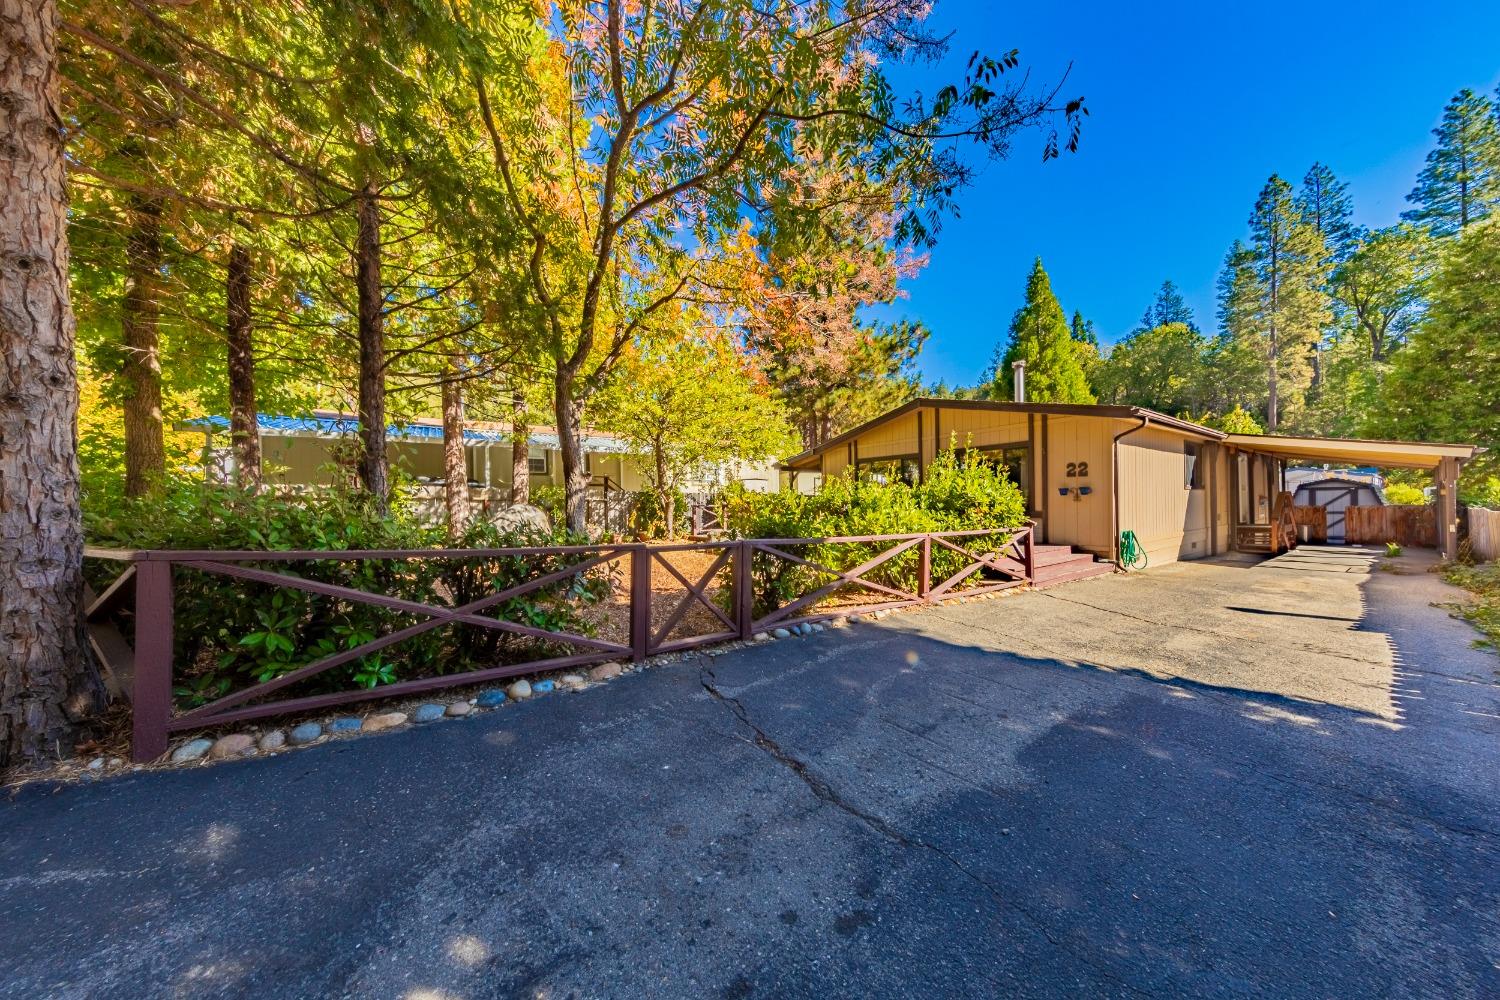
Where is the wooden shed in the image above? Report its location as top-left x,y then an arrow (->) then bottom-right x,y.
781,399 -> 1480,567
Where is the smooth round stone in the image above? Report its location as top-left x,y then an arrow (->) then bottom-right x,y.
289,723 -> 323,745
811,623 -> 826,632
258,730 -> 287,752
587,662 -> 622,682
506,679 -> 533,700
772,628 -> 791,639
364,712 -> 407,732
87,757 -> 105,770
412,703 -> 446,723
209,733 -> 256,759
475,689 -> 507,708
328,717 -> 363,734
446,702 -> 472,717
560,673 -> 587,689
170,738 -> 213,763
753,632 -> 770,642
532,679 -> 555,694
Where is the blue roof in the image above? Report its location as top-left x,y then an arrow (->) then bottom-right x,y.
188,414 -> 632,453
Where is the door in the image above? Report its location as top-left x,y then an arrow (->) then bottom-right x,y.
1312,486 -> 1358,543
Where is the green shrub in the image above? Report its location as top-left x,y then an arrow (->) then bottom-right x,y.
1383,482 -> 1428,506
629,487 -> 688,539
722,450 -> 1029,616
84,480 -> 607,708
1442,560 -> 1500,651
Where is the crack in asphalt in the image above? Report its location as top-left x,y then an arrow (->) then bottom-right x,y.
695,655 -> 1158,999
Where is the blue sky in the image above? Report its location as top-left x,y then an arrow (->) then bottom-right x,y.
874,1 -> 1500,387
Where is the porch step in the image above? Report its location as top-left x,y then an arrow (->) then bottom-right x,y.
1031,551 -> 1115,588
1033,544 -> 1088,568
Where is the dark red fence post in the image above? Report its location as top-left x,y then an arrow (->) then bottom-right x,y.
131,558 -> 174,762
1023,526 -> 1036,582
734,540 -> 753,639
630,544 -> 651,661
918,535 -> 931,600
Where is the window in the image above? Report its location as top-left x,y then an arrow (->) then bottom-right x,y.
855,455 -> 919,486
527,446 -> 549,476
960,444 -> 1030,502
1185,442 -> 1202,489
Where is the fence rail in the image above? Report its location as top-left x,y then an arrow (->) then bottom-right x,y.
85,526 -> 1034,762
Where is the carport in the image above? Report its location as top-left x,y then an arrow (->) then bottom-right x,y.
1224,433 -> 1479,559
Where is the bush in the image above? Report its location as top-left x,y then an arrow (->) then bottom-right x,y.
1443,561 -> 1500,651
1383,482 -> 1428,506
629,487 -> 688,539
84,481 -> 608,708
722,450 -> 1029,616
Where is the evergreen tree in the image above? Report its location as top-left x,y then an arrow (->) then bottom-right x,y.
1069,310 -> 1099,347
990,258 -> 1094,403
1297,163 -> 1356,260
1372,217 -> 1500,481
1403,88 -> 1500,236
1138,279 -> 1197,332
1246,175 -> 1331,430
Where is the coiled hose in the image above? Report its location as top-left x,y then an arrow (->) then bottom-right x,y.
1119,530 -> 1148,571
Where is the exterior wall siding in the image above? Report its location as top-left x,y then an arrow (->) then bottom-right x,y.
1117,426 -> 1213,565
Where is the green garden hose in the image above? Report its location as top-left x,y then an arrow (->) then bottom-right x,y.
1119,530 -> 1148,571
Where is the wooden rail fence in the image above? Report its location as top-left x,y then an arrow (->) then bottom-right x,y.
1345,505 -> 1437,547
86,527 -> 1034,762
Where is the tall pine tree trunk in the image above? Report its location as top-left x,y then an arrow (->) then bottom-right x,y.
122,194 -> 165,497
225,241 -> 260,489
509,385 -> 529,505
441,354 -> 467,535
554,368 -> 590,534
354,181 -> 388,513
1,0 -> 99,769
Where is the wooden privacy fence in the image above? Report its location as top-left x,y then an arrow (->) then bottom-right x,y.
1345,505 -> 1437,547
1465,507 -> 1500,561
85,527 -> 1034,762
1291,506 -> 1328,543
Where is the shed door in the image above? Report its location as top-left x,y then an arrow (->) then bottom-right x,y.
1310,486 -> 1359,543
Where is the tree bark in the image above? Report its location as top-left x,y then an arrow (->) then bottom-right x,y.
354,181 -> 388,513
1,0 -> 99,769
121,193 -> 165,497
554,370 -> 590,535
441,354 -> 467,535
655,442 -> 674,541
509,384 -> 529,505
225,241 -> 260,489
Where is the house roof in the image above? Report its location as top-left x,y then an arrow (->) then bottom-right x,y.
1226,432 -> 1480,471
782,398 -> 1225,469
188,412 -> 636,455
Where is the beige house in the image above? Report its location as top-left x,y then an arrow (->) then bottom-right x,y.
782,398 -> 1479,565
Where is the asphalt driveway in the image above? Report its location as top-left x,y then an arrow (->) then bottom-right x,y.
5,545 -> 1499,998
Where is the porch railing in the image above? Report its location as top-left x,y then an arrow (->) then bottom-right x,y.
85,525 -> 1033,762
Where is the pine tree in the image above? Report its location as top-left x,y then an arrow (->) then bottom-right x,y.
991,258 -> 1094,403
1297,163 -> 1356,259
1403,88 -> 1500,236
1246,175 -> 1331,430
1069,310 -> 1098,348
1139,279 -> 1197,332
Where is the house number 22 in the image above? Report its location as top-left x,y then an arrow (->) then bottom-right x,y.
1065,461 -> 1090,477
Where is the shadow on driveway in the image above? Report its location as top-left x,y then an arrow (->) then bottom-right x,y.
3,547 -> 1498,998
